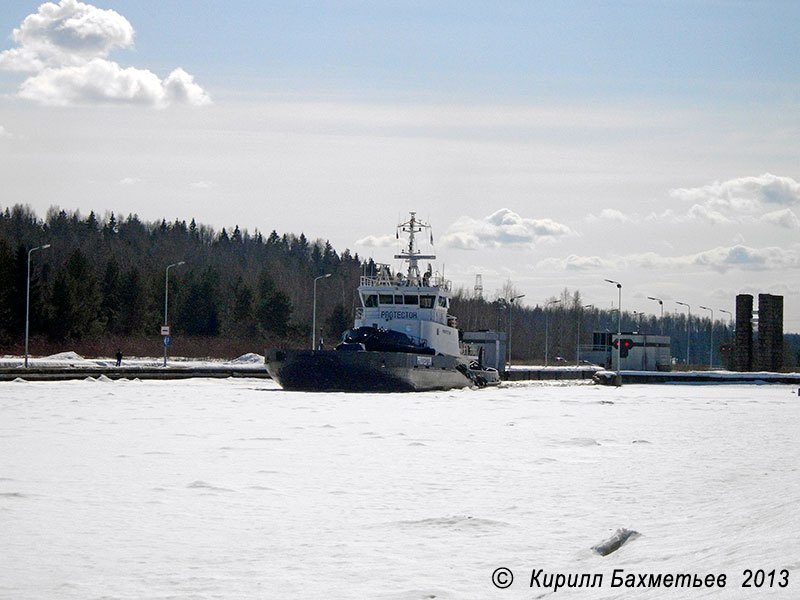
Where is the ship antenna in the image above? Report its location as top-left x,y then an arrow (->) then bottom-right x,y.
394,211 -> 435,286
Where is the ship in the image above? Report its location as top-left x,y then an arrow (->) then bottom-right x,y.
265,212 -> 500,392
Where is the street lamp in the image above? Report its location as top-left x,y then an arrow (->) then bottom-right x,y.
164,261 -> 185,367
647,296 -> 664,335
720,308 -> 733,335
577,304 -> 593,366
676,301 -> 691,366
605,279 -> 622,385
699,305 -> 714,369
544,299 -> 560,367
312,273 -> 332,350
505,294 -> 525,368
24,243 -> 51,368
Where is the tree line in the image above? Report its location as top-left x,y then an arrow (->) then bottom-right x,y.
1,203 -> 796,367
0,204 -> 363,358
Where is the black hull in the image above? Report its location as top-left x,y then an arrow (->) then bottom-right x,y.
265,349 -> 472,392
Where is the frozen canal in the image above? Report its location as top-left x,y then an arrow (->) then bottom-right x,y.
1,378 -> 798,599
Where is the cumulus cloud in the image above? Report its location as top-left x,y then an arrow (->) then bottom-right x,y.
586,208 -> 634,224
536,254 -> 618,271
440,208 -> 574,250
0,0 -> 210,107
684,203 -> 731,225
538,244 -> 800,274
354,234 -> 396,248
661,173 -> 800,226
761,208 -> 800,229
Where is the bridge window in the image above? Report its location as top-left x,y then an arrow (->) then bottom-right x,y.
404,295 -> 419,305
379,294 -> 394,305
420,295 -> 435,309
394,295 -> 404,304
438,296 -> 447,308
363,294 -> 378,307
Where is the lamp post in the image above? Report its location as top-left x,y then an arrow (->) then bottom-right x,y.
647,296 -> 664,335
577,304 -> 593,366
312,273 -> 332,350
164,261 -> 185,367
605,279 -> 622,385
24,243 -> 51,368
506,294 -> 525,368
676,301 -> 691,366
720,308 -> 732,336
544,299 -> 560,366
699,305 -> 714,369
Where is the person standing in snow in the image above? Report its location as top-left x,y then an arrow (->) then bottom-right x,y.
115,349 -> 123,367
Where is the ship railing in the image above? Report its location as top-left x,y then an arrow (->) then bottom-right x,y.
360,275 -> 396,287
355,307 -> 364,320
360,274 -> 451,290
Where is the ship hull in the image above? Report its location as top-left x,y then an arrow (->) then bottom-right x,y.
265,349 -> 472,392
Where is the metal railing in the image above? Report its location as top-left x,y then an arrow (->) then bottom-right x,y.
359,274 -> 451,290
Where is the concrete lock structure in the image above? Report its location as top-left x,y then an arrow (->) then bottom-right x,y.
735,294 -> 783,372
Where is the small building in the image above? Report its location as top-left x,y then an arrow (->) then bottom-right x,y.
581,331 -> 671,371
462,331 -> 507,372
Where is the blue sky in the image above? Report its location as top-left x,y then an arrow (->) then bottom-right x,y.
2,0 -> 800,332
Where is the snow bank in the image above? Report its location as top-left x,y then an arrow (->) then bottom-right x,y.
226,353 -> 265,365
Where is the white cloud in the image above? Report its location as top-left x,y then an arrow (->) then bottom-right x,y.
684,203 -> 731,225
587,208 -> 634,223
536,254 -> 618,271
538,244 -> 800,274
0,126 -> 11,138
761,208 -> 800,229
440,208 -> 574,250
634,245 -> 800,273
0,0 -> 209,108
355,234 -> 396,248
190,180 -> 215,189
662,173 -> 800,226
118,176 -> 140,185
599,208 -> 633,223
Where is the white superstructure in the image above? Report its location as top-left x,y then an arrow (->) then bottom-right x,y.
353,213 -> 461,357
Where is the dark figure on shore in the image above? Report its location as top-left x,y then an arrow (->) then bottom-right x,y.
115,350 -> 123,367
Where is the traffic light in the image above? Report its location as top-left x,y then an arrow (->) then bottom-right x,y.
612,338 -> 633,358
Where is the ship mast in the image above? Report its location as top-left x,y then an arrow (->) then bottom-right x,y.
394,212 -> 435,286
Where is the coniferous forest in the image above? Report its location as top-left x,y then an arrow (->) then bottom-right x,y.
2,203 -> 798,367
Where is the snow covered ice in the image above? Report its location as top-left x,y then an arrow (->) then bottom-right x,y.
1,378 -> 798,599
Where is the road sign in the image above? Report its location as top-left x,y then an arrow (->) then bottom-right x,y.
160,325 -> 170,336
163,335 -> 171,346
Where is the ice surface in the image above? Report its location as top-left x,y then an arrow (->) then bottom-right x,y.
1,380 -> 798,599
